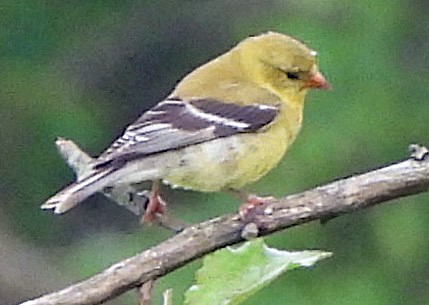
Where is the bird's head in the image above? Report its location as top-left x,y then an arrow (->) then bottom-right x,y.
238,31 -> 330,96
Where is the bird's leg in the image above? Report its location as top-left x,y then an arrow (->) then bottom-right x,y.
141,180 -> 167,224
140,181 -> 188,232
230,189 -> 276,221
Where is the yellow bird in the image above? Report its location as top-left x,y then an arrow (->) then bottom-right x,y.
42,31 -> 329,221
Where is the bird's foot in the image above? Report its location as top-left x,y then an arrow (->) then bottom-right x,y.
141,194 -> 187,233
140,181 -> 187,233
141,192 -> 167,224
239,194 -> 276,221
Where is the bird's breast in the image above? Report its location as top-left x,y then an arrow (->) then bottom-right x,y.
162,105 -> 303,192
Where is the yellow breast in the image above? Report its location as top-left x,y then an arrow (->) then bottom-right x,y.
163,104 -> 303,192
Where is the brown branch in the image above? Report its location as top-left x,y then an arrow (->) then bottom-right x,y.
21,149 -> 429,305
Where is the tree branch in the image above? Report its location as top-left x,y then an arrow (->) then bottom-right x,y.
22,146 -> 429,305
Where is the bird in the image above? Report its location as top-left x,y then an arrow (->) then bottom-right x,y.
42,31 -> 329,222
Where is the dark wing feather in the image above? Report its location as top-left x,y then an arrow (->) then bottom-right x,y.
96,97 -> 279,168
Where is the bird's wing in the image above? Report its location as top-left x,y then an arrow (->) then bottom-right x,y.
95,97 -> 279,169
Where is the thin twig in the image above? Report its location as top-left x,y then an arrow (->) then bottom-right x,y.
162,289 -> 173,305
21,145 -> 429,305
138,280 -> 155,305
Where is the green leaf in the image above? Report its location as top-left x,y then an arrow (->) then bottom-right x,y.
184,238 -> 332,305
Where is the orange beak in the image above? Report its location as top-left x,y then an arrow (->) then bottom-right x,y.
303,71 -> 330,90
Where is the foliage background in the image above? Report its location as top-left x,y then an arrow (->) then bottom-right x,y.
1,1 -> 428,304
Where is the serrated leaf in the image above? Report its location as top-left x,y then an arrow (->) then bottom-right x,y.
184,238 -> 331,305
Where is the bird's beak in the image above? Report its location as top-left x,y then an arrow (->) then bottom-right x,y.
303,71 -> 330,90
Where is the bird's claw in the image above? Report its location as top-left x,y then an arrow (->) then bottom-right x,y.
239,195 -> 276,222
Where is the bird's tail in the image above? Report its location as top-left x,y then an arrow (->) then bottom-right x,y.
41,167 -> 116,214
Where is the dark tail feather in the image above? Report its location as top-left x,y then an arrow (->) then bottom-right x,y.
41,168 -> 115,214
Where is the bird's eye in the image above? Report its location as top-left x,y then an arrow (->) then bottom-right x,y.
286,71 -> 300,80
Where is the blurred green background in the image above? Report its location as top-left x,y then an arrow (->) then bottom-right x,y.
1,0 -> 428,304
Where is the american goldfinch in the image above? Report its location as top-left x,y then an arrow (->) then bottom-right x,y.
42,31 -> 329,221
